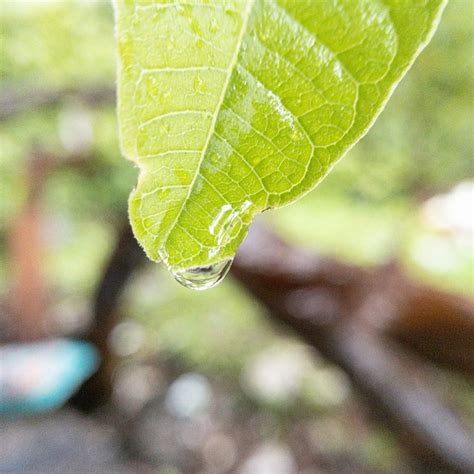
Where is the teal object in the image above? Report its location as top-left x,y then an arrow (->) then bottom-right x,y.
0,339 -> 99,416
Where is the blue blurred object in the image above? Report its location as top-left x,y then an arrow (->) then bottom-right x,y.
0,339 -> 99,416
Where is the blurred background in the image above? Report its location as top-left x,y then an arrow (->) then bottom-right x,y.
0,1 -> 473,473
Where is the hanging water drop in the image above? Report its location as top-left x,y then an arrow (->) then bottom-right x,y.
171,258 -> 233,291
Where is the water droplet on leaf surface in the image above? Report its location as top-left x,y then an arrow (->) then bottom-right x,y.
195,38 -> 204,49
171,258 -> 233,290
193,76 -> 207,93
209,18 -> 219,33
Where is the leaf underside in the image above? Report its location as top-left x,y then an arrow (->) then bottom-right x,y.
115,0 -> 446,272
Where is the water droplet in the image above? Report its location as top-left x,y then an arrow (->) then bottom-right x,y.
191,18 -> 203,36
306,36 -> 316,48
148,88 -> 159,99
290,128 -> 303,141
171,258 -> 233,291
159,123 -> 171,134
118,33 -> 132,60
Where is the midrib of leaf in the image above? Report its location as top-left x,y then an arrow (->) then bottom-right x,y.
160,0 -> 255,262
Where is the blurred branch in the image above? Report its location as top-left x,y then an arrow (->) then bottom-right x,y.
232,226 -> 474,472
0,85 -> 115,121
70,224 -> 146,412
387,286 -> 474,374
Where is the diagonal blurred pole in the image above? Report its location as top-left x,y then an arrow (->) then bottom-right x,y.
70,223 -> 146,411
231,225 -> 474,473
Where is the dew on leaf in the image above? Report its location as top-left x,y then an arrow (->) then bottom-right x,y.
208,200 -> 253,253
190,17 -> 202,36
159,123 -> 170,134
171,258 -> 233,290
193,76 -> 206,93
290,128 -> 303,141
209,18 -> 219,33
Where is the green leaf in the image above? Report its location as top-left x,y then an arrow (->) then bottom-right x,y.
115,0 -> 446,289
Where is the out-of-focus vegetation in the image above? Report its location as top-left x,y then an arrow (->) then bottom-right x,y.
0,1 -> 472,472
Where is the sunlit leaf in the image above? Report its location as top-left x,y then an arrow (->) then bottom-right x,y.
115,0 -> 446,289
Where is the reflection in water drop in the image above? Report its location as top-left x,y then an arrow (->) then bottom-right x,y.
171,258 -> 233,291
